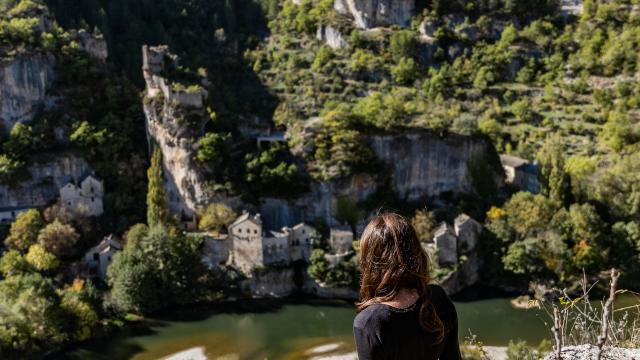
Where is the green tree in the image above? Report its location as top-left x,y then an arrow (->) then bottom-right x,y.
312,45 -> 333,71
4,209 -> 43,252
196,132 -> 230,165
37,220 -> 80,258
307,249 -> 328,282
389,30 -> 416,61
123,223 -> 148,249
198,203 -> 237,232
25,244 -> 59,272
537,135 -> 570,205
0,250 -> 32,277
391,57 -> 419,85
146,148 -> 167,227
108,225 -> 207,314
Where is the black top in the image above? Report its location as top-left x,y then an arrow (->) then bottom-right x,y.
353,285 -> 462,360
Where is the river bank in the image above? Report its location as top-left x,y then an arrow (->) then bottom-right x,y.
57,292 -> 550,360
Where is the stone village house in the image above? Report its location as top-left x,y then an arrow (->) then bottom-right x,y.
427,214 -> 483,267
202,212 -> 317,274
59,173 -> 104,217
83,235 -> 122,281
499,154 -> 540,194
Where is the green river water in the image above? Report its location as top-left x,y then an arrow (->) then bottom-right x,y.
59,295 -> 638,360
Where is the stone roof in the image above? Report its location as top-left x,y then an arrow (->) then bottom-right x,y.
500,154 -> 530,168
91,235 -> 122,254
229,212 -> 262,228
454,213 -> 479,228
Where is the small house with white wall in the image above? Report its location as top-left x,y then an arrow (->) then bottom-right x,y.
500,154 -> 540,194
84,235 -> 122,281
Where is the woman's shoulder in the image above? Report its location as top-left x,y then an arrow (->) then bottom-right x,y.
428,284 -> 457,323
353,303 -> 393,330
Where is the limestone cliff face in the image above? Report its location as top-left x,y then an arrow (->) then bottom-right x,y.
368,132 -> 500,200
261,132 -> 502,229
0,153 -> 90,209
142,46 -> 211,217
0,54 -> 55,131
334,0 -> 415,29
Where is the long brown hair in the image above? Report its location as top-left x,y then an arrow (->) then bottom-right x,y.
356,212 -> 444,342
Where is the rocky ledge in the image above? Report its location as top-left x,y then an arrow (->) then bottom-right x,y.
544,345 -> 640,360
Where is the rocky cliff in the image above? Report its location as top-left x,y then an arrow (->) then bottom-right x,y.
0,153 -> 91,209
0,54 -> 55,131
260,132 -> 503,229
142,45 -> 211,217
334,0 -> 415,29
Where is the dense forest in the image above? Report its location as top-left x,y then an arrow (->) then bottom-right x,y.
0,0 -> 640,356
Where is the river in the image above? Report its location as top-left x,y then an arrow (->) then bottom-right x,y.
58,294 -> 638,360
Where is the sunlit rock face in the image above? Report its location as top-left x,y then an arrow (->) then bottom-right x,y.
334,0 -> 415,29
0,153 -> 91,209
0,54 -> 55,131
142,45 -> 211,218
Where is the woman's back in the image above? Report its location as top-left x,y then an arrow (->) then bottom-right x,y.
353,285 -> 461,360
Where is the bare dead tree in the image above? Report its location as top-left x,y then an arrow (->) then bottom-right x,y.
596,268 -> 620,360
552,304 -> 563,359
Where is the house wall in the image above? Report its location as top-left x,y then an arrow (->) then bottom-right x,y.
455,221 -> 481,252
289,225 -> 314,261
330,229 -> 353,254
230,220 -> 263,273
434,233 -> 457,266
263,236 -> 289,265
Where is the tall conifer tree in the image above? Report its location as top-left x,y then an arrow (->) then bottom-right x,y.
147,148 -> 167,227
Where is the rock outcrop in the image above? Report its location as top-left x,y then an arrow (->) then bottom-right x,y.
69,29 -> 108,60
142,45 -> 211,217
0,153 -> 91,209
316,24 -> 348,49
0,54 -> 55,131
544,345 -> 640,360
334,0 -> 414,29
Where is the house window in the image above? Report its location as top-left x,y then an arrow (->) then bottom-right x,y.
91,197 -> 95,202
10,211 -> 15,218
93,253 -> 99,261
302,229 -> 305,234
254,229 -> 257,234
68,201 -> 72,206
306,238 -> 309,243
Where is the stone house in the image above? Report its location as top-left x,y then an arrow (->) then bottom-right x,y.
228,212 -> 316,274
432,214 -> 483,267
59,173 -> 104,217
84,235 -> 122,281
433,223 -> 458,266
329,226 -> 354,255
289,223 -> 316,262
454,214 -> 482,252
500,154 -> 540,194
229,212 -> 264,274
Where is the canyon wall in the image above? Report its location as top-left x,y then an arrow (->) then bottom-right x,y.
334,0 -> 415,29
0,54 -> 55,131
0,153 -> 91,209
